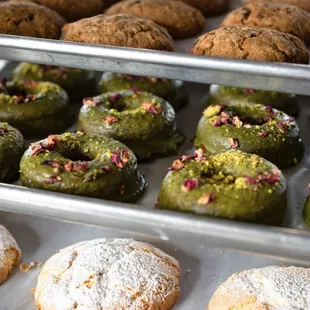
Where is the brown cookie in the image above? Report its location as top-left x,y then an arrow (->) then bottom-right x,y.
9,0 -> 104,22
221,2 -> 310,44
172,0 -> 228,16
190,25 -> 309,64
247,0 -> 310,13
105,0 -> 205,39
61,14 -> 174,51
0,2 -> 65,39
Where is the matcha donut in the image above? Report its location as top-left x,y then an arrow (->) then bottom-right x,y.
303,195 -> 310,227
20,131 -> 146,202
0,79 -> 70,138
207,85 -> 299,116
194,102 -> 304,168
0,122 -> 24,182
99,73 -> 188,111
157,150 -> 287,225
13,63 -> 97,101
78,90 -> 184,159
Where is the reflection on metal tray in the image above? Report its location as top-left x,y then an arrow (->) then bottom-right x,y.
0,0 -> 309,95
0,211 -> 310,310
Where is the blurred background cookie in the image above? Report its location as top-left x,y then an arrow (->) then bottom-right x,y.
247,0 -> 310,13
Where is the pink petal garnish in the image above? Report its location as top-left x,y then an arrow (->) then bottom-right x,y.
83,97 -> 101,106
31,143 -> 46,157
104,115 -> 119,125
169,159 -> 184,171
46,135 -> 59,150
257,132 -> 267,137
181,178 -> 199,192
197,193 -> 216,205
142,102 -> 163,114
44,175 -> 61,184
228,138 -> 239,149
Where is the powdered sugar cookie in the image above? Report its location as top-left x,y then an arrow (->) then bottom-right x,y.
35,238 -> 180,310
208,266 -> 310,309
0,225 -> 21,284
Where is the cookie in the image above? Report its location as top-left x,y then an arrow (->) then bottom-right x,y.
105,0 -> 205,39
221,2 -> 310,44
190,25 -> 309,64
35,238 -> 180,310
9,0 -> 104,22
0,225 -> 21,284
173,0 -> 228,16
208,266 -> 310,309
61,14 -> 174,51
0,2 -> 65,39
248,0 -> 310,13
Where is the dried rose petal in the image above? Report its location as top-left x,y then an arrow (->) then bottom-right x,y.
228,138 -> 239,149
64,161 -> 73,172
104,115 -> 119,125
72,161 -> 88,171
24,80 -> 38,88
83,97 -> 101,106
149,77 -> 158,83
0,127 -> 9,135
266,105 -> 275,116
212,119 -> 222,127
42,160 -> 63,168
181,154 -> 196,162
120,149 -> 130,164
277,122 -> 287,133
194,148 -> 207,162
244,169 -> 281,190
131,87 -> 142,94
108,93 -> 122,101
44,175 -> 61,184
31,143 -> 45,157
257,131 -> 267,137
220,112 -> 231,124
142,102 -> 163,115
102,165 -> 112,173
46,135 -> 59,150
245,88 -> 254,94
25,94 -> 37,102
232,116 -> 243,128
181,178 -> 199,193
197,193 -> 216,205
15,95 -> 25,104
110,150 -> 130,168
119,185 -> 125,195
169,159 -> 184,171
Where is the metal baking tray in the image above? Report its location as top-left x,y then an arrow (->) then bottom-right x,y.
1,210 -> 310,310
0,0 -> 310,95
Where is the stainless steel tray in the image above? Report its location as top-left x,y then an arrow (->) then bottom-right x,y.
0,0 -> 309,95
1,210 -> 310,310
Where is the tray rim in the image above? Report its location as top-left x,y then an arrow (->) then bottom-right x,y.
0,34 -> 310,95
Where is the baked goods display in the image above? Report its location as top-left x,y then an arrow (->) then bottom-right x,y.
35,238 -> 180,310
157,150 -> 287,225
99,73 -> 188,111
221,2 -> 310,44
0,122 -> 23,182
174,0 -> 229,16
13,63 -> 97,101
78,90 -> 183,159
190,25 -> 309,63
0,2 -> 65,39
0,79 -> 69,138
20,132 -> 147,202
248,0 -> 310,13
207,85 -> 299,116
208,266 -> 310,309
61,14 -> 175,51
195,102 -> 304,168
0,225 -> 21,285
9,0 -> 104,22
105,0 -> 205,39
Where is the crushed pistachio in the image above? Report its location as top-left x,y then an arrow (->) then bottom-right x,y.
197,193 -> 216,205
203,105 -> 223,118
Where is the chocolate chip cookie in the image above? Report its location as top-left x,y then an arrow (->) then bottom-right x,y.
105,0 -> 205,39
248,0 -> 310,13
61,14 -> 174,51
190,25 -> 309,64
221,2 -> 310,44
172,0 -> 228,16
9,0 -> 104,22
0,2 -> 65,39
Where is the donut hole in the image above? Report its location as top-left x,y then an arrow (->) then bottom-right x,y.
105,99 -> 141,112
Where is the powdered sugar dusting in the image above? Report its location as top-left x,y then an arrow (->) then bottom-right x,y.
35,238 -> 180,310
0,225 -> 20,268
216,266 -> 310,309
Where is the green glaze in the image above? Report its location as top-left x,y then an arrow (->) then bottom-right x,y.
194,101 -> 304,168
99,72 -> 188,111
158,150 -> 287,225
206,85 -> 299,116
13,63 -> 97,101
303,196 -> 310,227
78,90 -> 184,160
0,122 -> 24,182
20,131 -> 147,202
0,80 -> 70,138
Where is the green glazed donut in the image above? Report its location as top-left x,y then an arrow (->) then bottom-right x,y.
194,102 -> 304,168
13,63 -> 97,101
20,131 -> 147,202
0,122 -> 24,182
157,150 -> 287,225
206,85 -> 299,116
303,195 -> 310,227
78,90 -> 184,159
0,79 -> 70,138
99,72 -> 188,111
